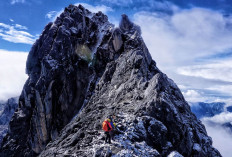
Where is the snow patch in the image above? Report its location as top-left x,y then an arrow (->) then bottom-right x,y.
167,151 -> 183,157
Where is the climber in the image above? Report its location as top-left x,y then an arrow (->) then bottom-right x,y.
102,117 -> 113,144
109,115 -> 117,139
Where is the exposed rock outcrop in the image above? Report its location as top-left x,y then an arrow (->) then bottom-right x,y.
0,4 -> 221,157
0,97 -> 18,145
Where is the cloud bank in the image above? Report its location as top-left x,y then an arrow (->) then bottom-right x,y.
178,59 -> 232,83
0,49 -> 28,101
133,6 -> 232,103
202,112 -> 232,125
202,119 -> 232,157
134,8 -> 232,68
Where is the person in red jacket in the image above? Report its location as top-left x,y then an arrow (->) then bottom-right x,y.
102,118 -> 113,144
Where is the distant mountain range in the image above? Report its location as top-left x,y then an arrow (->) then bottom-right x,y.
190,102 -> 226,119
190,102 -> 232,132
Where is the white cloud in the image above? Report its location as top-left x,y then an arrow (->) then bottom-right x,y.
177,59 -> 232,82
202,112 -> 232,125
11,0 -> 25,5
9,19 -> 14,22
0,22 -> 35,44
203,122 -> 232,157
45,11 -> 58,19
133,7 -> 232,104
207,85 -> 232,100
191,104 -> 232,156
134,8 -> 232,69
181,89 -> 226,103
0,23 -> 11,29
177,59 -> 232,102
182,90 -> 206,102
0,49 -> 28,101
201,112 -> 232,156
15,24 -> 28,30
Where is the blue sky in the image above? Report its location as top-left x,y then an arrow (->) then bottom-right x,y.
1,1 -> 232,155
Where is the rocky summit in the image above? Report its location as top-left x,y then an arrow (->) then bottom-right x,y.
0,4 -> 221,157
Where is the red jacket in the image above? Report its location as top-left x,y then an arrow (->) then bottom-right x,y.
104,120 -> 113,132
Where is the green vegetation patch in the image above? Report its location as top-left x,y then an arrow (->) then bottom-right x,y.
75,44 -> 92,63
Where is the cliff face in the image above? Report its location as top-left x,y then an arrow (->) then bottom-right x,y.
0,97 -> 18,145
0,4 -> 221,157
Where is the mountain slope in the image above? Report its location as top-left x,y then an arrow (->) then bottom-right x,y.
0,4 -> 221,157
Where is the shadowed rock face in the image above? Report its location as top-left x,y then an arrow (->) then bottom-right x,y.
0,4 -> 221,157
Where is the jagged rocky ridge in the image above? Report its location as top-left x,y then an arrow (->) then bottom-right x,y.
0,97 -> 18,145
0,4 -> 221,157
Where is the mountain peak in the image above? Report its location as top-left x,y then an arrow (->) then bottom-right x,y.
119,14 -> 133,30
0,4 -> 221,157
120,14 -> 141,35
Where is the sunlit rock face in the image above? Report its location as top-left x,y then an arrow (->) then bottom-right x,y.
0,4 -> 221,157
